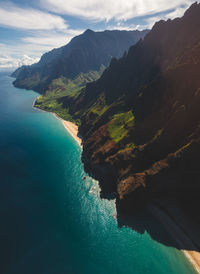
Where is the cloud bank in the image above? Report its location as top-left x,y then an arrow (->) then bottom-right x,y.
0,2 -> 83,70
0,28 -> 83,70
0,0 -> 197,70
41,0 -> 194,21
22,29 -> 83,47
0,2 -> 67,30
0,54 -> 39,70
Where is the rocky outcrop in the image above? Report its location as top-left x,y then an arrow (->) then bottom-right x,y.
61,3 -> 200,224
12,3 -> 200,226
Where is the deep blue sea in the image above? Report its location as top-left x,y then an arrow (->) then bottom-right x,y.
0,73 -> 195,274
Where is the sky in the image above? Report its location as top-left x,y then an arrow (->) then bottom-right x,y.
0,0 -> 197,70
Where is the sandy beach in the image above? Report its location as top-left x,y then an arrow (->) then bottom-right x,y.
34,102 -> 82,147
148,204 -> 200,273
60,116 -> 200,273
35,105 -> 200,272
61,119 -> 82,147
55,111 -> 200,273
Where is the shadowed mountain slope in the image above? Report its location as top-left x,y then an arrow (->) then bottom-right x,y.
12,29 -> 148,93
57,3 -> 200,230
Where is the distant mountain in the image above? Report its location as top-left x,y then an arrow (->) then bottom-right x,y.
12,29 -> 148,93
53,2 -> 200,227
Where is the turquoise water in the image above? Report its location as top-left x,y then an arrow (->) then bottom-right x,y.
0,74 -> 195,274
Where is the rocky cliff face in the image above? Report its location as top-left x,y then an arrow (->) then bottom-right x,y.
12,29 -> 148,93
61,2 -> 200,223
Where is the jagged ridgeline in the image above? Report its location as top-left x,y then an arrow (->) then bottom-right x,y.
12,3 -> 200,227
56,3 -> 200,224
12,29 -> 148,122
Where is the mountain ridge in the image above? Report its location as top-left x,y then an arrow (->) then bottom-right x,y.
52,2 -> 200,229
12,2 -> 200,234
12,29 -> 148,94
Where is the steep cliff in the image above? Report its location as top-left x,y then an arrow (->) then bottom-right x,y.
60,3 -> 200,223
12,29 -> 148,94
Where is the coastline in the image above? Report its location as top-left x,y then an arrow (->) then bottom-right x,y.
33,100 -> 199,273
61,119 -> 82,147
33,99 -> 82,147
148,204 -> 200,273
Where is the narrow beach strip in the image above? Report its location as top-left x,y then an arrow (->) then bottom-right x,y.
34,101 -> 82,147
35,103 -> 199,272
61,120 -> 82,147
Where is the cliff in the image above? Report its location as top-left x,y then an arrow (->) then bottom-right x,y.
59,2 -> 200,226
11,3 -> 200,230
12,29 -> 148,94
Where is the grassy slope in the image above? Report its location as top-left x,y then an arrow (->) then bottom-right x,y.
35,65 -> 136,152
108,111 -> 135,143
35,67 -> 105,125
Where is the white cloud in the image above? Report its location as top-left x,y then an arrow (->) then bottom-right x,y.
144,5 -> 190,28
22,29 -> 83,47
0,41 -> 50,70
0,27 -> 84,70
107,22 -> 141,31
0,42 -> 51,58
0,2 -> 67,30
0,0 -> 195,70
166,5 -> 189,19
41,0 -> 194,22
0,54 -> 39,69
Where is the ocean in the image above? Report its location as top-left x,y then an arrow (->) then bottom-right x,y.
0,73 -> 195,274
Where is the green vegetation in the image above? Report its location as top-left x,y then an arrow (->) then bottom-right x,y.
45,76 -> 83,99
126,143 -> 135,149
46,66 -> 105,98
90,94 -> 108,116
35,97 -> 80,124
15,74 -> 42,90
34,68 -> 105,124
108,110 -> 135,143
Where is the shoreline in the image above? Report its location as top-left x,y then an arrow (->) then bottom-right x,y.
148,204 -> 200,273
33,99 -> 82,147
61,119 -> 82,147
33,99 -> 199,273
